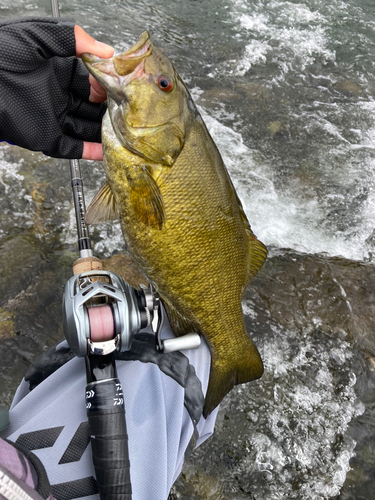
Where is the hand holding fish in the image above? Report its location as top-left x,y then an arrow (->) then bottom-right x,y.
0,17 -> 113,160
74,25 -> 114,103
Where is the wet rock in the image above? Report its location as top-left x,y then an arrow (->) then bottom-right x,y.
236,82 -> 270,101
169,462 -> 227,499
333,81 -> 362,96
198,87 -> 239,105
247,251 -> 375,356
0,308 -> 15,339
198,83 -> 271,114
267,120 -> 283,134
170,249 -> 375,500
0,242 -> 74,407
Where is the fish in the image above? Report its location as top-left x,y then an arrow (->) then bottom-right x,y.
82,31 -> 267,417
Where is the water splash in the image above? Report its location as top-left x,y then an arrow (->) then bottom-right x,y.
237,320 -> 365,499
197,104 -> 375,261
213,0 -> 337,78
178,303 -> 366,500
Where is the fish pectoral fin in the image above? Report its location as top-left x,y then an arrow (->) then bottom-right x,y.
128,165 -> 166,229
203,338 -> 264,418
85,182 -> 119,225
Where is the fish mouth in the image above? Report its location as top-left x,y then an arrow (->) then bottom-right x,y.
82,31 -> 152,84
114,31 -> 152,76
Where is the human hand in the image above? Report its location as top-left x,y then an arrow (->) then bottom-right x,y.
74,25 -> 114,160
0,18 -> 114,160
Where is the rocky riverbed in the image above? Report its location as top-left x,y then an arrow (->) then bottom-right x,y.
1,204 -> 374,498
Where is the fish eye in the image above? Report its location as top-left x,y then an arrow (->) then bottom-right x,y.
158,75 -> 173,92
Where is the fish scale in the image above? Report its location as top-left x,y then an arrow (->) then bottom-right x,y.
83,31 -> 267,416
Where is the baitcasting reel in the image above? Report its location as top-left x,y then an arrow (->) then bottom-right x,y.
62,269 -> 201,358
63,269 -> 156,357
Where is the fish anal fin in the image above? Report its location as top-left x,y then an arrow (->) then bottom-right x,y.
128,165 -> 166,229
203,337 -> 263,418
85,182 -> 119,225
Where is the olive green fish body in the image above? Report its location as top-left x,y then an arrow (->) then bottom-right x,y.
83,32 -> 267,416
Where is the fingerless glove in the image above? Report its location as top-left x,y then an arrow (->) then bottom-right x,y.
0,17 -> 106,159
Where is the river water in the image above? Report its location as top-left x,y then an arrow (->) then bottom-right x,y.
1,0 -> 375,498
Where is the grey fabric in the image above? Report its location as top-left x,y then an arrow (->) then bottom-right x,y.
115,333 -> 205,425
23,333 -> 205,428
2,319 -> 218,500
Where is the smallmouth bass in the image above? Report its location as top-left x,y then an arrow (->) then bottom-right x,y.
82,31 -> 267,417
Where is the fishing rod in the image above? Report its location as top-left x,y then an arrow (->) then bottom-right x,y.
50,2 -> 201,499
50,2 -> 136,499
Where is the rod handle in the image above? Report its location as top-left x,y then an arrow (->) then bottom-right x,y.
73,257 -> 103,275
86,379 -> 132,500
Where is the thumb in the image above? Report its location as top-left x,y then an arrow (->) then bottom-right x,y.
74,25 -> 114,59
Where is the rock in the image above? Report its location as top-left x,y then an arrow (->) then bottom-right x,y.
236,82 -> 270,101
169,462 -> 227,499
0,243 -> 74,407
333,81 -> 362,96
170,249 -> 375,500
267,120 -> 283,134
247,251 -> 375,356
0,308 -> 15,339
198,87 -> 239,106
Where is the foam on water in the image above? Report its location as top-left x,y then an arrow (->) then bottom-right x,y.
196,102 -> 375,261
229,306 -> 366,499
0,149 -> 32,235
209,0 -> 336,78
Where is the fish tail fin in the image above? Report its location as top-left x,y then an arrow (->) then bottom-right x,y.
203,337 -> 263,418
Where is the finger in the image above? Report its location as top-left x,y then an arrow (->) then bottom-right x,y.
75,25 -> 114,59
89,74 -> 107,103
82,142 -> 104,161
63,114 -> 102,143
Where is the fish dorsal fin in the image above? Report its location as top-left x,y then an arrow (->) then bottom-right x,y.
247,231 -> 268,282
85,182 -> 119,225
128,165 -> 166,229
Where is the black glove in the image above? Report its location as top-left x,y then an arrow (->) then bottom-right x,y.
0,17 -> 106,159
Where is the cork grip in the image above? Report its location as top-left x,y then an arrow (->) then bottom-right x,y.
73,257 -> 103,275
